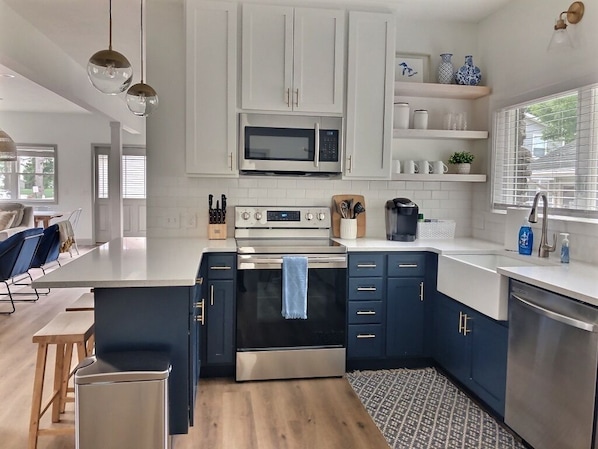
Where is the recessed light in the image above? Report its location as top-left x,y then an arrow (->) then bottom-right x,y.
0,74 -> 15,78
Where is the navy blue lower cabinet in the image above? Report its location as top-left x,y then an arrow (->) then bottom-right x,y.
347,324 -> 384,358
433,292 -> 508,417
386,277 -> 426,357
206,279 -> 235,365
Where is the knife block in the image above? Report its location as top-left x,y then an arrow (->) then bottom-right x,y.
208,224 -> 227,240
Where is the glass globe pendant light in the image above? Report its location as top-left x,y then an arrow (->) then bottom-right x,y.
87,0 -> 133,95
126,0 -> 158,116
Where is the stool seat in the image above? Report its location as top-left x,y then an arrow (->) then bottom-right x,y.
29,311 -> 95,449
65,293 -> 95,312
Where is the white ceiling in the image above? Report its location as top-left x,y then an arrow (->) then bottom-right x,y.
0,0 -> 514,114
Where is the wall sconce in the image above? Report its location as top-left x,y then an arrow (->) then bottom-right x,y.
548,1 -> 585,51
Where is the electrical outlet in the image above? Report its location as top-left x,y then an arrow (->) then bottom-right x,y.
163,214 -> 180,229
181,212 -> 197,229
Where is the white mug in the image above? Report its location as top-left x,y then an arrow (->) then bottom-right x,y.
403,160 -> 418,174
418,160 -> 432,174
392,160 -> 401,173
432,160 -> 449,174
413,110 -> 429,130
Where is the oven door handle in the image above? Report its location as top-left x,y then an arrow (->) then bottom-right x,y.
238,254 -> 347,270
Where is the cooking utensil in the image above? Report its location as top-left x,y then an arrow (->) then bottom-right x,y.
353,202 -> 365,218
340,201 -> 349,219
208,194 -> 214,224
221,194 -> 227,223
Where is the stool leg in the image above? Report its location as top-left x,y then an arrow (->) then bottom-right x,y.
76,341 -> 87,362
28,343 -> 48,449
59,343 -> 73,414
52,343 -> 65,422
86,333 -> 95,355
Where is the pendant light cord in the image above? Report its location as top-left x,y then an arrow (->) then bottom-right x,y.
108,0 -> 113,51
140,0 -> 145,83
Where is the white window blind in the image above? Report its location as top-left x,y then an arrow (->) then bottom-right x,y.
492,83 -> 598,218
96,154 -> 146,199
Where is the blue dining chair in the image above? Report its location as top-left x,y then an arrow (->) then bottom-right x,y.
0,228 -> 44,314
30,224 -> 61,275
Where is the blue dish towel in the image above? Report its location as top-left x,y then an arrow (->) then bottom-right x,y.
281,256 -> 308,320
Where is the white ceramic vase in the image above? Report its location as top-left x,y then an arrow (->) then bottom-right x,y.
456,163 -> 471,174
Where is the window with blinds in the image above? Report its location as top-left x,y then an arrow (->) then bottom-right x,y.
96,154 -> 146,200
0,145 -> 57,202
492,84 -> 598,218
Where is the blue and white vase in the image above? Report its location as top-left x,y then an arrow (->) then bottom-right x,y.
437,53 -> 454,84
456,55 -> 482,86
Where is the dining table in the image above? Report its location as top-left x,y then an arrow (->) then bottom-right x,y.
33,210 -> 63,228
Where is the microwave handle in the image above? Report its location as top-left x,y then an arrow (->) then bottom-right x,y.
314,122 -> 320,168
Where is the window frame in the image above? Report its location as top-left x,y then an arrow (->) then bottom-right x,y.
0,144 -> 58,204
491,83 -> 598,220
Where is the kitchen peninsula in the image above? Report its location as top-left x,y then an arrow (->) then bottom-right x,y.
32,237 -> 236,435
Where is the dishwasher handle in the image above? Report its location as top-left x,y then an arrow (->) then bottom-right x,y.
511,293 -> 598,332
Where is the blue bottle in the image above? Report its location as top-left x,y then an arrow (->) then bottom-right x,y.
560,233 -> 570,263
518,220 -> 533,255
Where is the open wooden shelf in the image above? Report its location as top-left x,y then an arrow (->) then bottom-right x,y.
394,82 -> 491,100
391,174 -> 487,182
393,129 -> 489,140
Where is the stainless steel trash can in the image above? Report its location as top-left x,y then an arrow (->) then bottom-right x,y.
75,351 -> 171,449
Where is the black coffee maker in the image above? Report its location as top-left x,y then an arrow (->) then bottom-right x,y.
385,198 -> 419,241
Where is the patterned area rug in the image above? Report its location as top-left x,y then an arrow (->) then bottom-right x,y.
346,368 -> 525,449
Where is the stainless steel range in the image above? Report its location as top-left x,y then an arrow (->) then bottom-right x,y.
235,206 -> 347,382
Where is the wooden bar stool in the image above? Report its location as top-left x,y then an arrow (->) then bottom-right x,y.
28,311 -> 95,449
65,292 -> 95,311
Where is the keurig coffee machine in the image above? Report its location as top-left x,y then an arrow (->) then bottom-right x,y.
385,198 -> 419,241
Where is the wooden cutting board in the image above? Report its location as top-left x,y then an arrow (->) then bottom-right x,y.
331,194 -> 366,238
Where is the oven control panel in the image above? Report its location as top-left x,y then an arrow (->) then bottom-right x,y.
235,206 -> 331,229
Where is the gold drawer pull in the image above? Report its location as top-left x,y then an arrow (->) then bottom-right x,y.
356,334 -> 376,339
356,311 -> 376,315
357,287 -> 377,292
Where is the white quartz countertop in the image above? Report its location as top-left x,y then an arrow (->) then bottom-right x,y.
497,263 -> 598,307
334,237 -> 505,254
32,237 -> 237,288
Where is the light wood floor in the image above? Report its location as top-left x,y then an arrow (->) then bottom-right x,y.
0,250 -> 389,449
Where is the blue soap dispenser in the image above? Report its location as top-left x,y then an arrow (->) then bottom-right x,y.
560,233 -> 570,263
518,219 -> 533,255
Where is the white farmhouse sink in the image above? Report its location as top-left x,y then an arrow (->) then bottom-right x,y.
437,253 -> 542,320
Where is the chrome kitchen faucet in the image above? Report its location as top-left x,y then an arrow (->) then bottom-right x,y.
528,191 -> 556,258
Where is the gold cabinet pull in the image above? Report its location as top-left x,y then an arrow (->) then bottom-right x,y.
210,266 -> 232,270
356,334 -> 376,339
419,281 -> 424,301
463,314 -> 472,335
210,285 -> 214,306
194,300 -> 205,325
357,287 -> 377,292
356,311 -> 376,315
398,264 -> 418,268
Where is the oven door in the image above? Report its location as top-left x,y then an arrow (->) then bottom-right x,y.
236,254 -> 347,350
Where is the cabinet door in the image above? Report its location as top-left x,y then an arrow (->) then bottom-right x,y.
186,0 -> 238,176
242,4 -> 293,111
468,310 -> 508,416
386,277 -> 426,357
433,293 -> 470,382
293,8 -> 344,113
345,11 -> 395,179
206,279 -> 235,365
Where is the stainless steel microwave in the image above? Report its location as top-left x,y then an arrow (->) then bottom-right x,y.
239,113 -> 343,176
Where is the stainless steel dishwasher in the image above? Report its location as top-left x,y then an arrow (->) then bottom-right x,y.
505,280 -> 598,449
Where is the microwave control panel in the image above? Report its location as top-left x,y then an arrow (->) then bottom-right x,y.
319,130 -> 339,162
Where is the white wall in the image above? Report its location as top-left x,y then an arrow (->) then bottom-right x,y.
473,0 -> 598,264
146,2 -> 480,239
0,111 -> 145,244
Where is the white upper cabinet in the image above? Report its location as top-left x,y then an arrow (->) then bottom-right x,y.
186,0 -> 238,177
241,4 -> 345,114
344,11 -> 396,179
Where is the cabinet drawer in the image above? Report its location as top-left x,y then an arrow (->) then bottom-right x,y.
349,254 -> 385,277
348,301 -> 383,324
348,277 -> 383,300
207,254 -> 235,279
387,253 -> 426,277
347,325 -> 384,358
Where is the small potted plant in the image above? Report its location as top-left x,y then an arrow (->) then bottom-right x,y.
448,151 -> 474,174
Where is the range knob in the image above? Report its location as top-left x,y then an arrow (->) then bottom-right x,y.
241,211 -> 251,220
255,212 -> 263,221
317,212 -> 326,221
305,212 -> 314,221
